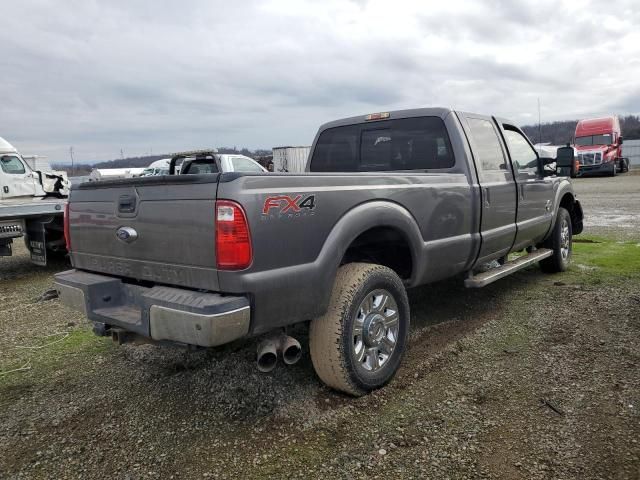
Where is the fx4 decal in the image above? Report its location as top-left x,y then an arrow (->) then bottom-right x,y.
262,194 -> 316,215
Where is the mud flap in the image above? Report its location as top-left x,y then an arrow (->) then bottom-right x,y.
0,240 -> 12,257
25,219 -> 49,266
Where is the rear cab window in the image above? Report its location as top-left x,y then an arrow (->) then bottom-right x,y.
310,117 -> 455,172
181,160 -> 219,174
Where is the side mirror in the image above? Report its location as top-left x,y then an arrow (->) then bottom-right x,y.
555,146 -> 578,177
619,136 -> 624,145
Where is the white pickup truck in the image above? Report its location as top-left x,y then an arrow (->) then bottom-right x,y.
0,137 -> 70,265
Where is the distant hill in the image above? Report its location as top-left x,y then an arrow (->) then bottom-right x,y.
53,147 -> 272,176
521,115 -> 640,145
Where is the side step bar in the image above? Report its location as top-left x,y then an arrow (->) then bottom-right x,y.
464,248 -> 553,288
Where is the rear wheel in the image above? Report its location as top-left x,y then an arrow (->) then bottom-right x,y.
540,207 -> 572,273
309,263 -> 409,396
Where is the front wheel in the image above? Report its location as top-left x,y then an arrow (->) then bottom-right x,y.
540,207 -> 572,273
309,263 -> 410,396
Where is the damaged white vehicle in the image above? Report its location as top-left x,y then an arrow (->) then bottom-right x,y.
0,136 -> 69,265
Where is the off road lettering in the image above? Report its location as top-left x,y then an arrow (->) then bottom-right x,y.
262,194 -> 316,215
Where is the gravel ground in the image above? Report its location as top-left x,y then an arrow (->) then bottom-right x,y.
573,169 -> 640,240
1,174 -> 639,479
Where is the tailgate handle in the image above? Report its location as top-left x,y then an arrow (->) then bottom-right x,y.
118,195 -> 137,213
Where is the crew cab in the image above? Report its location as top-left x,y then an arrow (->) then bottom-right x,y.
55,108 -> 583,396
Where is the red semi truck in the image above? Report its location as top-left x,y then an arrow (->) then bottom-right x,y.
574,116 -> 629,176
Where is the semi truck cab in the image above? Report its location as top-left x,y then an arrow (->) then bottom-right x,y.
574,116 -> 629,176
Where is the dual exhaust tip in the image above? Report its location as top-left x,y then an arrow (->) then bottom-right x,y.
257,335 -> 302,372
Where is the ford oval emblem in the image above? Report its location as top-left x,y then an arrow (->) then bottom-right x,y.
116,226 -> 138,243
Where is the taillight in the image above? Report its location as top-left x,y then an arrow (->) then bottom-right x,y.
63,202 -> 71,251
215,200 -> 252,270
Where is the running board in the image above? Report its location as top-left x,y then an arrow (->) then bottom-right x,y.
464,248 -> 553,288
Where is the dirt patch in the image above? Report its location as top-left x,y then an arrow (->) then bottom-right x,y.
2,259 -> 639,479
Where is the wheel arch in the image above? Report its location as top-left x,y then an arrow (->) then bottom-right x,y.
549,184 -> 583,238
320,200 -> 424,286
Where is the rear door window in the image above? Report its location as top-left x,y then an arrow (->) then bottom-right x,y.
310,117 -> 454,172
465,118 -> 509,173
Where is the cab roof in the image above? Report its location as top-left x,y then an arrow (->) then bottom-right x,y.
575,116 -> 619,136
0,136 -> 18,154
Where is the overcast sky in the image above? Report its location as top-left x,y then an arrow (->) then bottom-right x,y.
2,0 -> 639,163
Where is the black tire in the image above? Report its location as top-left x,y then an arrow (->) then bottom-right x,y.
540,207 -> 572,273
309,263 -> 410,396
610,163 -> 617,176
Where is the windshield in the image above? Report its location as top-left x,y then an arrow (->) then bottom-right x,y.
0,155 -> 27,174
575,134 -> 612,146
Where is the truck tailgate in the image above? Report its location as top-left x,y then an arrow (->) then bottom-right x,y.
68,176 -> 221,291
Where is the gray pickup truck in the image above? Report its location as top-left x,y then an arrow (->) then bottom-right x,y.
55,108 -> 583,396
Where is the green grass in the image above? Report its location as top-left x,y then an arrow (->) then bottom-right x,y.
568,236 -> 640,283
0,327 -> 112,390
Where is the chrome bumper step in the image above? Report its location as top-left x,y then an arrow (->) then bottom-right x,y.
464,248 -> 553,288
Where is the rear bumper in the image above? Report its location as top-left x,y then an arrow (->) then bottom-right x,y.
54,269 -> 250,347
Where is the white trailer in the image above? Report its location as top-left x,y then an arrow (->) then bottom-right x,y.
22,155 -> 53,172
272,146 -> 311,173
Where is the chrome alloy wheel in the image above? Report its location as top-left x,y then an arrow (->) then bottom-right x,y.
560,218 -> 571,260
352,289 -> 399,372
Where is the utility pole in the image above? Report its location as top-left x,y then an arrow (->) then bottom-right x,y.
120,149 -> 124,160
538,97 -> 542,145
69,147 -> 75,177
